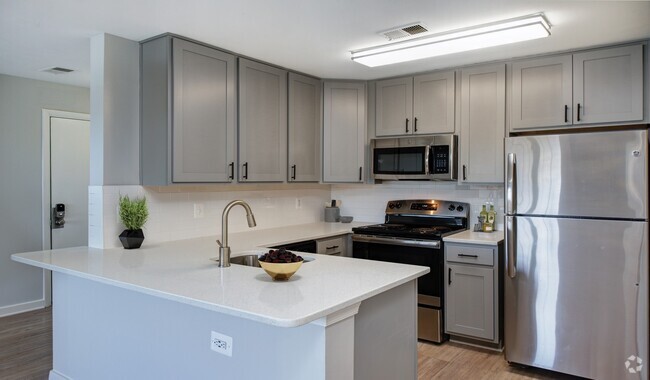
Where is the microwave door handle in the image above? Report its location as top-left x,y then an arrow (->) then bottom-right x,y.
506,153 -> 516,215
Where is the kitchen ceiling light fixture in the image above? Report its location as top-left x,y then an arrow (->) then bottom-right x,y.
351,13 -> 551,67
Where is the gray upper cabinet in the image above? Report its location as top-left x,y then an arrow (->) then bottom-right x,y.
376,71 -> 455,137
511,55 -> 573,131
376,77 -> 413,136
238,59 -> 287,182
413,71 -> 455,134
460,64 -> 505,183
141,36 -> 236,185
510,44 -> 644,132
573,44 -> 643,125
323,82 -> 366,183
288,73 -> 321,182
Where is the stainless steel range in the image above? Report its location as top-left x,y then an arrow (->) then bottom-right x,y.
351,199 -> 469,343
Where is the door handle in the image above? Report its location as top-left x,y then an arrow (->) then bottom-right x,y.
228,162 -> 234,180
506,153 -> 517,215
506,216 -> 517,279
291,165 -> 296,180
462,165 -> 467,181
414,117 -> 418,132
577,103 -> 581,122
243,162 -> 248,180
564,105 -> 568,123
448,267 -> 452,285
405,118 -> 409,133
52,204 -> 65,229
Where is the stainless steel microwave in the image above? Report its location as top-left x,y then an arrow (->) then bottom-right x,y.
371,135 -> 458,181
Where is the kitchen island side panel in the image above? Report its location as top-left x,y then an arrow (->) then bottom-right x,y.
51,272 -> 326,380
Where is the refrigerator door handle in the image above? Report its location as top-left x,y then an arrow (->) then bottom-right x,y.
506,153 -> 516,214
506,216 -> 517,278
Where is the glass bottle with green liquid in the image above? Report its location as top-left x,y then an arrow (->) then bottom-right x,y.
486,203 -> 496,232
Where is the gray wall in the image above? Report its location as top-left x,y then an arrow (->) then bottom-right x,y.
90,33 -> 140,186
0,74 -> 89,312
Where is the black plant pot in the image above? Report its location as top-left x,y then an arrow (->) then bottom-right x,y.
119,229 -> 144,249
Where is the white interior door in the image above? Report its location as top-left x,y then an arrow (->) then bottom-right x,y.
50,117 -> 90,249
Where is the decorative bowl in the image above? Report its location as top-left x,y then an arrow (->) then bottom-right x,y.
258,259 -> 303,281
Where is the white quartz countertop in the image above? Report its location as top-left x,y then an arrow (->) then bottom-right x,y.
12,222 -> 428,327
443,230 -> 504,246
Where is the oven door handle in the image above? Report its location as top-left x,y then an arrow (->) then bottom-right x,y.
351,234 -> 441,249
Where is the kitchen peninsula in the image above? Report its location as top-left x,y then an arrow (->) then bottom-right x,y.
12,222 -> 428,380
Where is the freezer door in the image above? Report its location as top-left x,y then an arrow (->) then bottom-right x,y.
505,216 -> 648,379
505,129 -> 647,219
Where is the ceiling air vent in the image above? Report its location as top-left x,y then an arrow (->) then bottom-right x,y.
41,67 -> 74,74
379,23 -> 428,41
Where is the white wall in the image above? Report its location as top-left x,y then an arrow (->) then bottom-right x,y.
332,182 -> 504,229
0,74 -> 89,315
91,184 -> 331,248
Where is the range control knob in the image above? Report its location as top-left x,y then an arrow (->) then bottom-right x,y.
395,202 -> 402,209
448,204 -> 456,211
388,203 -> 395,209
456,205 -> 464,212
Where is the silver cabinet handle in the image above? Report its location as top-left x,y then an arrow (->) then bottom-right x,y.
229,162 -> 234,180
243,162 -> 248,180
462,165 -> 467,181
506,216 -> 517,278
326,245 -> 339,250
448,268 -> 452,285
414,117 -> 418,132
564,105 -> 568,123
577,103 -> 581,122
506,153 -> 516,215
359,166 -> 363,182
405,118 -> 409,133
291,165 -> 296,180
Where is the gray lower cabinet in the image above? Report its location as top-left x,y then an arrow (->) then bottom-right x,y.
288,73 -> 321,182
141,36 -> 237,185
238,59 -> 287,182
322,82 -> 366,183
459,64 -> 505,183
444,242 -> 502,345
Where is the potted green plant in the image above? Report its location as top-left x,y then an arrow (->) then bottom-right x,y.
118,195 -> 149,249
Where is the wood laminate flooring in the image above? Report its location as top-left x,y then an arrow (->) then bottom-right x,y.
1,308 -> 582,379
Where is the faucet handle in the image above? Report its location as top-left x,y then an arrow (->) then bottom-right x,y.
216,239 -> 223,248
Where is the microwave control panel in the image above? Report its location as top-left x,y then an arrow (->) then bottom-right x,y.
431,145 -> 450,174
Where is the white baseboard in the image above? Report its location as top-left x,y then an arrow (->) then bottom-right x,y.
49,369 -> 71,380
0,299 -> 46,318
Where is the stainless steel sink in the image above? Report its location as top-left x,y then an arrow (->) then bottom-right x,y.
229,254 -> 261,267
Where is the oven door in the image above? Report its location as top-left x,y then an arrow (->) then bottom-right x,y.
352,234 -> 445,342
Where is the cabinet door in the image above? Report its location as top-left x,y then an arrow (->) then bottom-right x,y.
288,73 -> 321,182
323,82 -> 366,183
460,64 -> 505,183
238,59 -> 287,182
511,55 -> 573,131
573,44 -> 643,125
413,71 -> 455,134
375,77 -> 413,136
445,263 -> 494,340
172,39 -> 236,182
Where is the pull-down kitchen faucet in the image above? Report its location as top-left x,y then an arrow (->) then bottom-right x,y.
216,200 -> 257,267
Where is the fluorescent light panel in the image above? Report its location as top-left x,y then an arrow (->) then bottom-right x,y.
352,14 -> 551,67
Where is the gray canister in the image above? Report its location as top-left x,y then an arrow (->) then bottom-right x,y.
324,207 -> 340,222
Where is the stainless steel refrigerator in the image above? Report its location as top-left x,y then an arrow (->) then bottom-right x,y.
504,129 -> 648,379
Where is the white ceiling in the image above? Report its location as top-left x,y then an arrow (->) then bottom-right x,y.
1,0 -> 649,88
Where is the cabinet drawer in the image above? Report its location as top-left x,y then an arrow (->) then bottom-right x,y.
317,237 -> 344,255
446,245 -> 494,266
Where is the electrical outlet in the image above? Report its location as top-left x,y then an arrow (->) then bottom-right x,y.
295,198 -> 302,209
193,203 -> 205,218
210,331 -> 233,357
